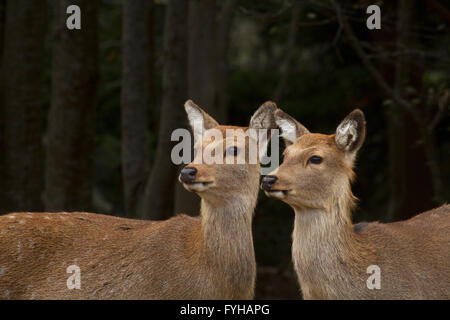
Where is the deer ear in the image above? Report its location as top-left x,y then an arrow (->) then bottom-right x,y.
274,109 -> 309,146
335,109 -> 366,154
184,100 -> 219,142
249,101 -> 277,130
249,101 -> 278,159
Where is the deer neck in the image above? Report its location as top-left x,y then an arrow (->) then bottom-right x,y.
200,195 -> 255,263
199,195 -> 256,289
292,192 -> 375,298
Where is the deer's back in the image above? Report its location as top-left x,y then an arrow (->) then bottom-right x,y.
355,204 -> 450,298
0,211 -> 208,299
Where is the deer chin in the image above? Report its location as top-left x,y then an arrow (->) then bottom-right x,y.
264,189 -> 289,199
183,181 -> 214,193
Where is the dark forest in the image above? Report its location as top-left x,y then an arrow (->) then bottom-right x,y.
0,0 -> 449,299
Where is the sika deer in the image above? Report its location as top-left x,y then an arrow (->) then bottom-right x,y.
0,100 -> 277,300
262,108 -> 450,299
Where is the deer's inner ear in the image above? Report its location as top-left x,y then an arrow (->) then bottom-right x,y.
334,109 -> 366,153
276,118 -> 298,145
275,109 -> 309,146
184,100 -> 219,142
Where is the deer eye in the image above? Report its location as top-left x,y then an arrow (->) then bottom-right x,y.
308,155 -> 323,165
225,146 -> 239,157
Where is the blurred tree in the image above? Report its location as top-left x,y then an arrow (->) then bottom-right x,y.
336,0 -> 439,221
274,0 -> 301,101
174,0 -> 237,216
0,0 -> 5,211
386,0 -> 434,221
173,0 -> 218,217
0,0 -> 47,213
121,0 -> 152,218
216,0 -> 238,121
142,0 -> 188,220
0,0 -> 4,58
187,0 -> 219,118
45,0 -> 99,212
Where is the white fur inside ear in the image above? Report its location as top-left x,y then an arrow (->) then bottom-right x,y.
257,136 -> 269,160
336,119 -> 357,151
276,118 -> 297,144
185,102 -> 205,141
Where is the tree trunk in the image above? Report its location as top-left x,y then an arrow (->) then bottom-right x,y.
385,0 -> 433,221
215,0 -> 237,124
274,0 -> 301,101
121,0 -> 152,218
174,0 -> 232,216
45,0 -> 99,212
187,0 -> 219,118
142,0 -> 188,220
386,0 -> 434,221
0,0 -> 4,58
0,0 -> 5,211
338,0 -> 435,221
385,0 -> 411,220
0,0 -> 47,213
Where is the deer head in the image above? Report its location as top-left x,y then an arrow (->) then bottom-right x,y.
261,109 -> 366,210
179,100 -> 277,206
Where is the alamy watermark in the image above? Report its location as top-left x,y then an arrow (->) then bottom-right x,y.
366,265 -> 381,290
66,4 -> 381,31
66,264 -> 81,290
66,5 -> 81,30
366,5 -> 381,30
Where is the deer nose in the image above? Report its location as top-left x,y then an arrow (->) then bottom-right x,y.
261,175 -> 278,191
180,167 -> 197,183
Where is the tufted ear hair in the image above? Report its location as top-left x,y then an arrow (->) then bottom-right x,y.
274,109 -> 309,146
249,101 -> 278,159
334,109 -> 366,160
249,101 -> 278,130
184,100 -> 219,142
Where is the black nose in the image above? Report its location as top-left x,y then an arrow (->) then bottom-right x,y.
180,167 -> 197,183
261,175 -> 278,191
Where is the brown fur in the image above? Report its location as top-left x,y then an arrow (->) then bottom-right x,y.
267,109 -> 450,299
0,210 -> 255,299
0,101 -> 277,300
